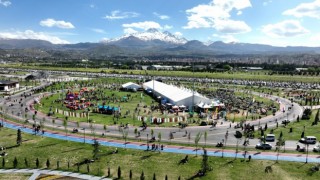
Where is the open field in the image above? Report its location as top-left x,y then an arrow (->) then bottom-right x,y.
0,127 -> 320,179
2,64 -> 320,83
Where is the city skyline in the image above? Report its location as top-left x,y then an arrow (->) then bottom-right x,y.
1,0 -> 320,47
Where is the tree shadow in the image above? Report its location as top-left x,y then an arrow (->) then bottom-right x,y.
36,143 -> 58,148
140,154 -> 152,160
62,147 -> 83,153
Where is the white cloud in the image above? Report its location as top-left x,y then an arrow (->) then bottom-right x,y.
237,11 -> 242,15
103,10 -> 139,20
0,30 -> 70,44
262,20 -> 309,38
183,0 -> 251,34
153,12 -> 170,20
212,34 -> 238,43
40,18 -> 75,29
122,21 -> 162,30
0,0 -> 11,7
283,0 -> 320,19
174,32 -> 183,37
91,28 -> 106,34
123,28 -> 138,34
214,19 -> 251,34
263,0 -> 272,6
163,25 -> 173,30
90,4 -> 95,8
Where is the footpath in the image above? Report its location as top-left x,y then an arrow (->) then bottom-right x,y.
0,168 -> 111,180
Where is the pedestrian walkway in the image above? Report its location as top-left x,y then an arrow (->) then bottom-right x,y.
3,120 -> 320,163
0,169 -> 111,180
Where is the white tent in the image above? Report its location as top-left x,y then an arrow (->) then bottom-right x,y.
143,80 -> 212,109
122,82 -> 141,90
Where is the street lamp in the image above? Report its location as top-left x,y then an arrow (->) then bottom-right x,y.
82,128 -> 86,143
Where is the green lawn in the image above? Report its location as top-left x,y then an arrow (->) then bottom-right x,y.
256,110 -> 320,141
0,173 -> 31,180
2,64 -> 320,83
0,127 -> 320,179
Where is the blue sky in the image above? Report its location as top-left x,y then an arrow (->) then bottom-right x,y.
1,0 -> 320,46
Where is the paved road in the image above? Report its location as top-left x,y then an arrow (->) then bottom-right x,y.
2,120 -> 320,164
0,168 -> 111,180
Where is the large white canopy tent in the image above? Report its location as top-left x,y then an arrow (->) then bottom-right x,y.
143,80 -> 212,109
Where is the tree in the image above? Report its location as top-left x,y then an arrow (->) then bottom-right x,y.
46,159 -> 50,168
129,169 -> 133,179
2,158 -> 5,168
188,132 -> 191,144
158,132 -> 162,153
314,109 -> 320,125
195,132 -> 202,156
276,131 -> 284,163
264,123 -> 268,131
92,140 -> 100,159
24,157 -> 28,168
13,157 -> 18,168
297,115 -> 300,122
140,171 -> 145,180
36,158 -> 39,168
151,129 -> 154,138
17,129 -> 22,145
121,128 -> 129,148
301,131 -> 305,138
118,166 -> 121,179
201,148 -> 211,175
63,119 -> 68,139
204,131 -> 208,147
153,173 -> 156,180
87,164 -> 90,173
165,175 -> 168,180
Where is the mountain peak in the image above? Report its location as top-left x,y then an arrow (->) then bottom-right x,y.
107,29 -> 188,45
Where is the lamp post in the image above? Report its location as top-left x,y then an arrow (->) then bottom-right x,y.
82,128 -> 86,143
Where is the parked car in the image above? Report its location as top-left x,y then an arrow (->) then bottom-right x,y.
299,136 -> 317,144
313,143 -> 320,152
265,134 -> 275,142
255,143 -> 272,150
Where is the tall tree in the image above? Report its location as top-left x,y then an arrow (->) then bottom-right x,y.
195,132 -> 202,156
13,157 -> 18,168
204,131 -> 208,147
118,166 -> 121,179
17,129 -> 22,145
92,140 -> 100,160
158,132 -> 162,153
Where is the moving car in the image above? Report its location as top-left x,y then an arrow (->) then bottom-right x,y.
265,134 -> 275,142
255,143 -> 272,150
299,136 -> 317,144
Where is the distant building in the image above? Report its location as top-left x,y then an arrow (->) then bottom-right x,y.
242,67 -> 263,71
0,80 -> 19,92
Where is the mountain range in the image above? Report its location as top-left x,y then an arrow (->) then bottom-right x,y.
1,29 -> 320,58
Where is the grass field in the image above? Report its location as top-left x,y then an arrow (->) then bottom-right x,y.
0,127 -> 320,179
2,64 -> 320,83
0,173 -> 31,180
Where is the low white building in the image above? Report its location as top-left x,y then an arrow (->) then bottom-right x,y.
0,80 -> 19,92
122,82 -> 141,90
143,80 -> 212,109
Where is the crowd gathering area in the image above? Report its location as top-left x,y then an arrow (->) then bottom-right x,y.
36,78 -> 279,127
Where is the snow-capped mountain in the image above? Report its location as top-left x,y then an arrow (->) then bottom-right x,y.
105,28 -> 188,46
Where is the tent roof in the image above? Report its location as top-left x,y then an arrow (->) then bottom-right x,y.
143,80 -> 208,103
122,82 -> 141,88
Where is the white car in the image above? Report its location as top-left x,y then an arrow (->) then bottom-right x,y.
313,144 -> 320,152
